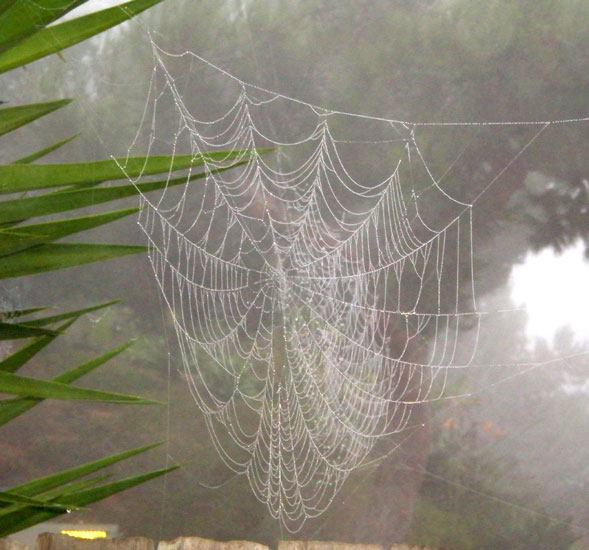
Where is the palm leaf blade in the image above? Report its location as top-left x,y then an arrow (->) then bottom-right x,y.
0,150 -> 250,194
0,100 -> 72,137
0,0 -> 166,74
0,370 -> 160,404
0,318 -> 76,374
14,134 -> 79,164
0,465 -> 178,536
0,491 -> 78,511
0,0 -> 87,54
0,208 -> 141,256
7,442 -> 164,497
0,340 -> 134,424
0,322 -> 57,340
0,242 -> 146,279
21,300 -> 119,328
0,160 -> 248,224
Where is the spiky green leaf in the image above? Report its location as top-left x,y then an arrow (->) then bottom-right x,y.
0,492 -> 78,511
0,370 -> 161,404
0,242 -> 145,279
21,300 -> 119,328
0,340 -> 134,425
0,100 -> 72,137
0,318 -> 76,374
0,0 -> 166,75
0,160 -> 248,224
0,0 -> 87,54
0,322 -> 57,340
42,475 -> 111,499
0,150 -> 250,194
7,442 -> 164,497
0,306 -> 48,320
0,465 -> 178,536
0,208 -> 140,256
0,476 -> 109,518
14,134 -> 79,164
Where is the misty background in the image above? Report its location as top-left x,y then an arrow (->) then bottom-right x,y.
1,1 -> 588,549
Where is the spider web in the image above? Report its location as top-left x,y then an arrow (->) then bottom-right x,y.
118,40 -> 587,532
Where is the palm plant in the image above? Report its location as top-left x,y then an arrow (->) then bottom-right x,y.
0,0 -> 246,537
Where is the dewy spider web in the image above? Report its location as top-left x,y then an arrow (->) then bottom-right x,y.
119,40 -> 587,532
